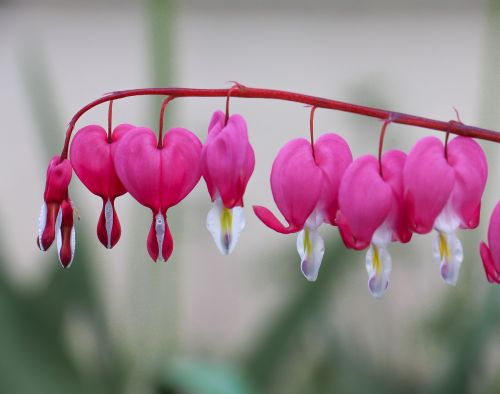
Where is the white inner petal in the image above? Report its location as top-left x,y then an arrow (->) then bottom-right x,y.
104,199 -> 113,249
365,244 -> 392,299
371,220 -> 392,247
432,230 -> 463,285
68,225 -> 76,268
434,200 -> 461,234
38,202 -> 48,251
206,197 -> 245,255
155,213 -> 166,262
55,207 -> 63,266
297,226 -> 325,282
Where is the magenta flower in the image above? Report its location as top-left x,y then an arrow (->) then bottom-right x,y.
480,201 -> 500,283
70,124 -> 133,249
337,150 -> 411,298
404,136 -> 488,284
113,126 -> 202,262
38,155 -> 73,252
201,111 -> 255,255
254,134 -> 352,281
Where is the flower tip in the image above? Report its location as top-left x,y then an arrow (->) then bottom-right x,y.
480,241 -> 498,283
207,199 -> 245,255
97,199 -> 121,249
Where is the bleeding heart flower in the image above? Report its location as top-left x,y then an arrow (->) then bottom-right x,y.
337,150 -> 411,298
70,123 -> 133,249
38,155 -> 72,251
113,126 -> 202,262
56,199 -> 76,268
480,201 -> 500,283
253,134 -> 352,281
201,111 -> 255,255
404,136 -> 487,285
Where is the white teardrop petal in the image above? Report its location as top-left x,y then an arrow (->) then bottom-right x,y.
297,227 -> 325,282
365,244 -> 392,298
155,213 -> 166,262
104,199 -> 113,249
206,198 -> 245,255
55,207 -> 63,267
38,202 -> 48,251
433,230 -> 463,285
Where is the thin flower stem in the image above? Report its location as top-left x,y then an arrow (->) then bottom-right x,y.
378,118 -> 393,177
107,100 -> 113,143
309,106 -> 317,160
158,96 -> 175,149
224,84 -> 240,126
59,85 -> 500,160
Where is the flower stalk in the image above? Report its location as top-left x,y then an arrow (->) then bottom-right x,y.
59,84 -> 500,161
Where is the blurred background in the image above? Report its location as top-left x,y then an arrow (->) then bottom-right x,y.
1,0 -> 500,393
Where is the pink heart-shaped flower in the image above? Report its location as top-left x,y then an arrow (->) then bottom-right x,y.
70,124 -> 133,248
113,126 -> 202,261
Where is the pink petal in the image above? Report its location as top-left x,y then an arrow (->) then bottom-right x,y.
161,128 -> 203,208
254,139 -> 323,232
484,201 -> 500,280
447,137 -> 488,229
70,124 -> 131,199
338,155 -> 392,249
479,242 -> 498,283
381,150 -> 412,244
113,127 -> 162,210
313,133 -> 353,225
201,111 -> 255,208
403,137 -> 455,234
253,206 -> 302,234
57,200 -> 75,268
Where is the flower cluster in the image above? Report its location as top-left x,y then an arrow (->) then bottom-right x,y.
37,86 -> 500,299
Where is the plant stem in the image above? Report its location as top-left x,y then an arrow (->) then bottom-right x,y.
59,85 -> 500,159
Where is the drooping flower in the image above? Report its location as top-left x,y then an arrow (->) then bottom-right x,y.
113,126 -> 202,262
38,155 -> 73,251
253,134 -> 352,281
337,150 -> 411,298
201,111 -> 255,255
480,201 -> 500,283
404,136 -> 488,285
70,124 -> 133,249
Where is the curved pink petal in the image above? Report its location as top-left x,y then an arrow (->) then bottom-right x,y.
447,137 -> 488,229
480,201 -> 500,283
201,111 -> 255,208
70,124 -> 132,199
314,133 -> 353,225
480,242 -> 498,283
403,137 -> 455,234
57,199 -> 75,268
253,206 -> 302,234
381,150 -> 412,244
338,155 -> 392,249
254,138 -> 323,232
161,128 -> 203,208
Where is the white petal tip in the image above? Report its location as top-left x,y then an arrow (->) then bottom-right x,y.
365,244 -> 392,299
207,199 -> 245,256
433,231 -> 463,286
297,228 -> 325,282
